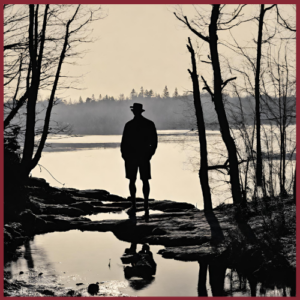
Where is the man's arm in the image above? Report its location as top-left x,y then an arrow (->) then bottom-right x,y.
121,124 -> 128,159
149,122 -> 158,157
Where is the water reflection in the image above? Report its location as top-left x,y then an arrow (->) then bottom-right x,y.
5,231 -> 200,296
197,262 -> 208,296
197,260 -> 295,297
5,229 -> 295,297
121,243 -> 156,291
24,240 -> 34,269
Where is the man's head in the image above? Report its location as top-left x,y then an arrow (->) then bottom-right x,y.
130,103 -> 144,116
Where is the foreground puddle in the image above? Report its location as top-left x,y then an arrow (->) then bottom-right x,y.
5,231 -> 199,296
5,230 -> 294,296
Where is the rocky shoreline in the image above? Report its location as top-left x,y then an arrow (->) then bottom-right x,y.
4,177 -> 296,296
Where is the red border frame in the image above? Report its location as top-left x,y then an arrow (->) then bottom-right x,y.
0,2 -> 298,300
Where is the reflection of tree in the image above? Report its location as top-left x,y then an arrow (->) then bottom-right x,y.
24,240 -> 34,269
197,256 -> 295,297
197,260 -> 226,297
197,262 -> 208,296
7,237 -> 58,282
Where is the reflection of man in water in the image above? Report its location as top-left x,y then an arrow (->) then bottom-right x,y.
121,103 -> 158,219
121,243 -> 157,288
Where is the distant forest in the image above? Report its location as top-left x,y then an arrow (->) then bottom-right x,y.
33,86 -> 295,135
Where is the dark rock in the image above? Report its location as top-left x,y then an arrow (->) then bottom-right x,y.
70,202 -> 94,213
19,210 -> 50,234
61,188 -> 109,200
27,199 -> 43,214
19,210 -> 38,228
26,177 -> 50,188
150,200 -> 195,212
4,229 -> 12,242
19,271 -> 24,275
33,203 -> 85,217
87,282 -> 99,295
66,289 -> 75,296
106,194 -> 126,201
159,243 -> 227,262
92,206 -> 124,213
87,200 -> 104,207
36,289 -> 55,296
100,201 -> 132,208
151,227 -> 167,235
127,197 -> 155,203
4,278 -> 22,292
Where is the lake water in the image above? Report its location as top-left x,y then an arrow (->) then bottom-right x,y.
32,127 -> 296,208
9,128 -> 294,296
5,230 -> 292,296
32,130 -> 228,210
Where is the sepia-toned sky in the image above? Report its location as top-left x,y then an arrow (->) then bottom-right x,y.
57,4 -> 295,102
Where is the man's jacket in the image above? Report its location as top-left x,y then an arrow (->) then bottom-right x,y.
121,116 -> 157,160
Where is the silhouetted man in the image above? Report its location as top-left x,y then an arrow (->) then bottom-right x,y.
121,103 -> 157,219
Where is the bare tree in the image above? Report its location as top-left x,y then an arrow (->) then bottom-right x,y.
255,4 -> 276,192
276,4 -> 296,33
261,42 -> 296,196
187,37 -> 212,212
3,4 -> 104,179
224,5 -> 295,200
175,5 -> 250,207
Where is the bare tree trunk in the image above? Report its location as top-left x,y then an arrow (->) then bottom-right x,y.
255,4 -> 265,189
4,90 -> 29,129
21,5 -> 43,178
282,71 -> 288,195
31,7 -> 79,169
187,38 -> 212,212
208,5 -> 242,206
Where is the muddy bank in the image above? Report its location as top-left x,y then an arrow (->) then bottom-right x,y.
4,177 -> 296,296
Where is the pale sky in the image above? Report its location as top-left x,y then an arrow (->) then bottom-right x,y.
56,4 -> 295,102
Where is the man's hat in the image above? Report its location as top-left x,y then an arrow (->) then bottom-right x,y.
130,103 -> 145,112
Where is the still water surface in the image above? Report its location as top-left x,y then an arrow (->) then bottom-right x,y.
5,230 -> 201,296
13,129 -> 293,296
32,130 -> 225,210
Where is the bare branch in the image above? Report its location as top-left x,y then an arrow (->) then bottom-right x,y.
174,12 -> 209,42
221,77 -> 237,91
200,76 -> 214,98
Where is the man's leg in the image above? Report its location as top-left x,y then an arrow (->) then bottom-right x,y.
129,179 -> 137,210
142,179 -> 150,215
125,159 -> 138,215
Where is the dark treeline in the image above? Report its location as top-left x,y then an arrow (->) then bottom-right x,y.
33,92 -> 295,135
